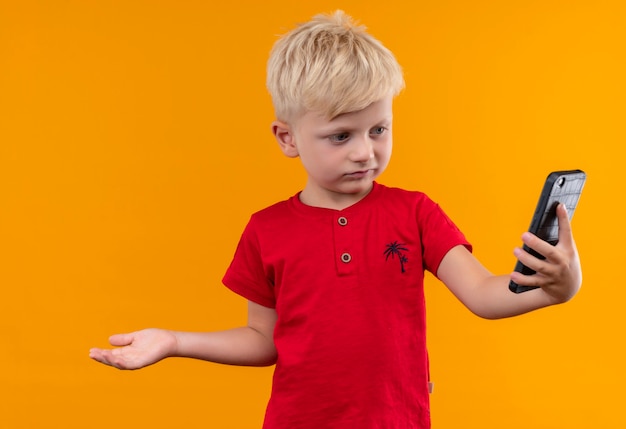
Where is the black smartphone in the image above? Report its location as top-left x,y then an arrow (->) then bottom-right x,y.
509,170 -> 586,293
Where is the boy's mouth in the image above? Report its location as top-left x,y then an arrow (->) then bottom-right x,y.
345,169 -> 374,178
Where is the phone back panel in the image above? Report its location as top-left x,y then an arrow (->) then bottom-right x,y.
509,170 -> 586,293
532,170 -> 586,244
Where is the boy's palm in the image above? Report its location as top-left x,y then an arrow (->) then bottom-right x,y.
90,328 -> 176,370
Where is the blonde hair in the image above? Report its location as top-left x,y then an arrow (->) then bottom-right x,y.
266,10 -> 405,122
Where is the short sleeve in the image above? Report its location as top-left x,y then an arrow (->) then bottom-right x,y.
417,196 -> 472,276
222,217 -> 276,308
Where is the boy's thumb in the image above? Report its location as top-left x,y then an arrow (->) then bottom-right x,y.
109,333 -> 132,346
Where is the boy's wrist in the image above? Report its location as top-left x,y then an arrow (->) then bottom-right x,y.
164,329 -> 182,358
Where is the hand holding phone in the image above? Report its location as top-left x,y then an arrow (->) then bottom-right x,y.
509,170 -> 586,293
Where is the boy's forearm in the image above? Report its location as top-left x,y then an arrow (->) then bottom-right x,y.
438,244 -> 580,320
170,327 -> 277,366
468,275 -> 558,320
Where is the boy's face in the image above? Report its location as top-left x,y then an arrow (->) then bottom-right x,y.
273,96 -> 393,210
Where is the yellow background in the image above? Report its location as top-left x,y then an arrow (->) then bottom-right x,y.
1,0 -> 624,428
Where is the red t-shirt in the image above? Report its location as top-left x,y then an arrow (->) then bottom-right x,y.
223,183 -> 471,429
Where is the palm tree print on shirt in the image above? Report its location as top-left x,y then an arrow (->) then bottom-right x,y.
384,241 -> 409,273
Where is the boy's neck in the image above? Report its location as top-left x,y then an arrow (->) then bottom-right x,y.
299,182 -> 375,211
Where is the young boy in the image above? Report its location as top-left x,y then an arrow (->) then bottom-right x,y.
90,11 -> 582,429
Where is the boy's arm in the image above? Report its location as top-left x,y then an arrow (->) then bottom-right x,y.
437,203 -> 582,319
89,300 -> 277,369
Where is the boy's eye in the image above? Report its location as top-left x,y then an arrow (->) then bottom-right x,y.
329,133 -> 350,143
371,127 -> 386,135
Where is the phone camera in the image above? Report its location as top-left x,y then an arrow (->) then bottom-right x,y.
557,177 -> 566,187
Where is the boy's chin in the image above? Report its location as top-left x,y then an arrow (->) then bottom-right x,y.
336,179 -> 375,195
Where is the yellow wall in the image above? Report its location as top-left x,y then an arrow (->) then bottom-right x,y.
1,1 -> 624,428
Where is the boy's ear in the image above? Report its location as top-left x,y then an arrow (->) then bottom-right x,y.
271,120 -> 299,158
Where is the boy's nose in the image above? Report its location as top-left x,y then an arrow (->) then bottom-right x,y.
350,137 -> 374,162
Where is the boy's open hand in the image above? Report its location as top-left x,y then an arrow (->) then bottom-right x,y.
510,203 -> 582,303
89,328 -> 177,370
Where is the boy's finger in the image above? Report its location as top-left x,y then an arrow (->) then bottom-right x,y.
89,348 -> 112,366
513,245 -> 543,272
556,203 -> 574,246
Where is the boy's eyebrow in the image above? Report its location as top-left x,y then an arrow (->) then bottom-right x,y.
323,116 -> 393,131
